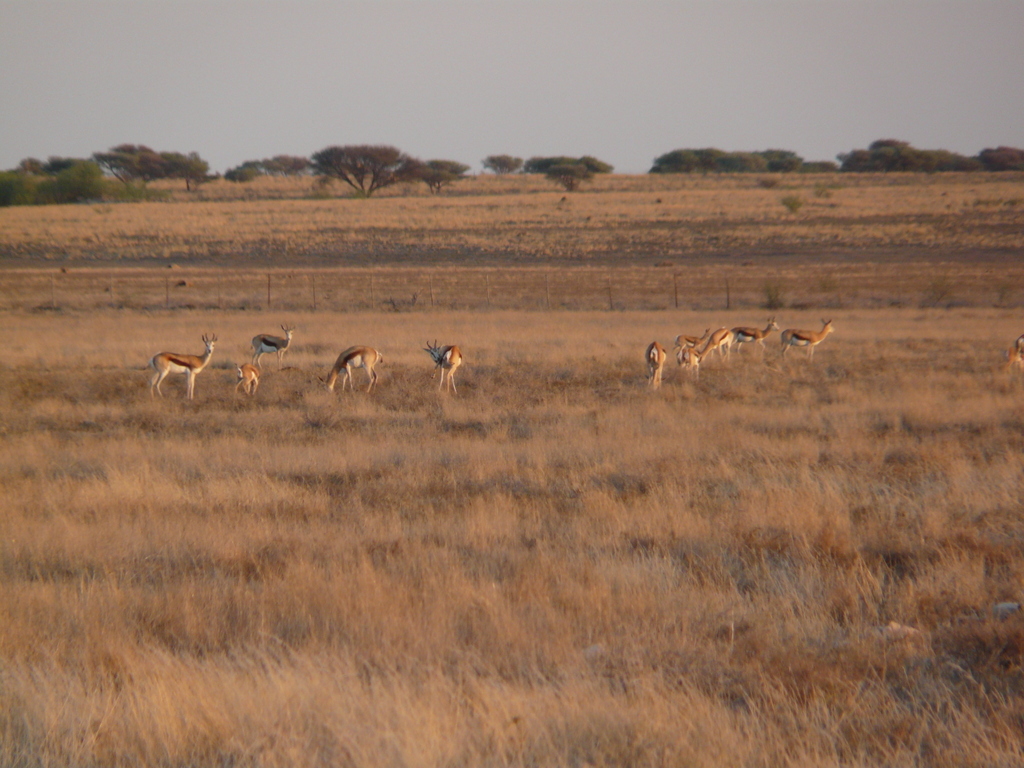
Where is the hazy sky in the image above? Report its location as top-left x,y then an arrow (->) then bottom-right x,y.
2,1 -> 1022,174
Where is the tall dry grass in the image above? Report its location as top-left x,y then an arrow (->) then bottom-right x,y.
2,307 -> 1024,766
1,172 -> 1023,263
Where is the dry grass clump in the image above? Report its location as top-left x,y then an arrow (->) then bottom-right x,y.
2,307 -> 1024,766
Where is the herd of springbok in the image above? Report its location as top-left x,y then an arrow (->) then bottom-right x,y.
148,324 -> 462,399
646,317 -> 836,389
148,319 -> 1024,399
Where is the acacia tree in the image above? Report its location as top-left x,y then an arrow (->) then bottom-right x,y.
310,145 -> 421,197
92,144 -> 167,184
161,151 -> 210,191
419,160 -> 470,193
482,155 -> 523,174
545,162 -> 593,191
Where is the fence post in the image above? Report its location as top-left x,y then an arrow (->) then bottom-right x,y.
312,274 -> 317,311
165,277 -> 170,309
485,274 -> 491,308
607,277 -> 613,311
673,274 -> 679,309
267,274 -> 272,309
370,276 -> 375,309
50,275 -> 56,309
429,275 -> 435,308
725,278 -> 731,310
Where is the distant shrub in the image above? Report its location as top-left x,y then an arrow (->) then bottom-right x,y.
978,146 -> 1024,171
483,155 -> 524,174
758,178 -> 781,189
780,194 -> 804,213
545,163 -> 593,192
34,161 -> 104,204
838,140 -> 982,172
226,156 -> 310,182
418,160 -> 471,193
525,156 -> 613,175
0,171 -> 37,206
800,160 -> 839,173
108,182 -> 168,202
762,281 -> 786,310
225,164 -> 261,183
651,148 -> 806,174
759,149 -> 803,173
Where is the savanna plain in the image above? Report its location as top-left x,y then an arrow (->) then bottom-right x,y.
2,173 -> 1024,767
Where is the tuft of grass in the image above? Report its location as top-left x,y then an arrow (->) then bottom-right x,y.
780,194 -> 804,213
762,281 -> 786,309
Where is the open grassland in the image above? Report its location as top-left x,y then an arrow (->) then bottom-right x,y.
3,259 -> 1024,314
1,172 -> 1023,264
2,307 -> 1024,766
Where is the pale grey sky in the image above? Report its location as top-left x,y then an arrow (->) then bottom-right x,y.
1,1 -> 1022,174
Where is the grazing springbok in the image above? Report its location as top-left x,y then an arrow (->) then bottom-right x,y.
701,328 -> 736,360
1006,343 -> 1024,374
678,344 -> 708,380
674,328 -> 711,352
251,325 -> 295,368
323,346 -> 382,393
149,334 -> 217,399
732,317 -> 779,355
645,341 -> 667,389
235,364 -> 260,396
424,341 -> 463,393
781,319 -> 834,360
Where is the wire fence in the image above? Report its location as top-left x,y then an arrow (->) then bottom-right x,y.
0,268 -> 766,313
0,264 -> 1016,313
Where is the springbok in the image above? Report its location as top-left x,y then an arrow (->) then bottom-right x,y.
424,341 -> 463,393
251,325 -> 295,368
645,341 -> 667,389
1006,343 -> 1024,374
324,346 -> 382,393
149,334 -> 217,399
674,328 -> 711,352
781,319 -> 834,360
732,317 -> 779,355
678,344 -> 708,380
701,328 -> 735,360
235,364 -> 260,395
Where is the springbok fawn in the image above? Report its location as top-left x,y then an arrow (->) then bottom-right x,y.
235,364 -> 260,395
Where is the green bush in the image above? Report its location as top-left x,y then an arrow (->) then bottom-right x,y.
34,161 -> 105,204
0,172 -> 37,206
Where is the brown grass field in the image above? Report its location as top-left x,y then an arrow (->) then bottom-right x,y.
2,173 -> 1024,766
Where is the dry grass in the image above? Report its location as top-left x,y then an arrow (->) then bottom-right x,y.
2,307 -> 1024,766
1,172 -> 1023,264
3,257 -> 1024,315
